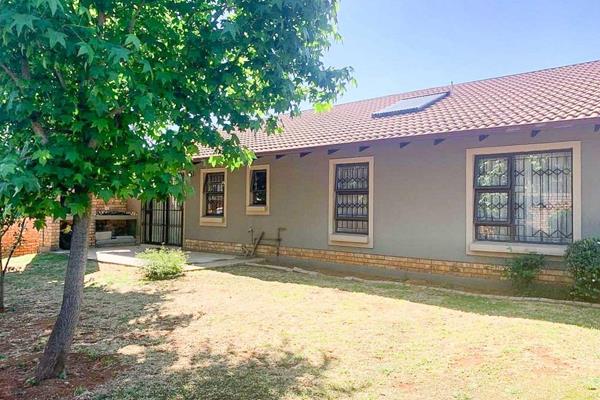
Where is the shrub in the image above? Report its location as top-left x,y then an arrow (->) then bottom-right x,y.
565,238 -> 600,301
137,247 -> 186,280
505,253 -> 545,289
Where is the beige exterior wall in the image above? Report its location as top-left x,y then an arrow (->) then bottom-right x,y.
184,121 -> 600,271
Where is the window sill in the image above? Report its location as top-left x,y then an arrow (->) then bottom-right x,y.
329,233 -> 372,248
468,241 -> 567,257
246,205 -> 269,216
200,216 -> 226,227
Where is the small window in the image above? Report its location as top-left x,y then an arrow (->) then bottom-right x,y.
246,165 -> 270,215
204,172 -> 225,216
250,169 -> 267,206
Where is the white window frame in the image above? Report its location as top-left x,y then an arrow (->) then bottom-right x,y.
199,167 -> 227,227
246,164 -> 270,216
328,156 -> 374,248
466,141 -> 581,257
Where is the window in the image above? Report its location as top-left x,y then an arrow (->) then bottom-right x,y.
372,91 -> 449,118
204,172 -> 225,216
335,163 -> 369,234
329,157 -> 373,248
466,142 -> 581,256
246,164 -> 270,215
250,170 -> 267,205
199,168 -> 227,226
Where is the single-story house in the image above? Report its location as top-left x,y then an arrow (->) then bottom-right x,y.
18,60 -> 600,288
169,60 -> 600,287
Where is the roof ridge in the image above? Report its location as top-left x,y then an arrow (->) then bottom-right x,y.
317,58 -> 600,111
451,58 -> 600,87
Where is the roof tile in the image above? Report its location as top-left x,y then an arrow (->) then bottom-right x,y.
198,60 -> 600,157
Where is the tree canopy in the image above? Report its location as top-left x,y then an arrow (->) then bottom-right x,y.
0,0 -> 352,216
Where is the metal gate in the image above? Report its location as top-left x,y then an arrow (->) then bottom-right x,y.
141,197 -> 184,246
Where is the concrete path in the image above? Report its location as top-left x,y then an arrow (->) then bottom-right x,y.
83,245 -> 263,270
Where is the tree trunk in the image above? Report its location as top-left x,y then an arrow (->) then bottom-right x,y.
0,271 -> 5,313
35,211 -> 91,381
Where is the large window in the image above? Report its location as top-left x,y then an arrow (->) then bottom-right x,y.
474,149 -> 573,244
329,157 -> 373,248
204,172 -> 225,216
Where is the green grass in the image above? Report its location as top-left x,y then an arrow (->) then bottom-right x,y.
2,254 -> 600,400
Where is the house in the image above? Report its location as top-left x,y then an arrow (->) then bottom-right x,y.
168,60 -> 600,287
16,60 -> 600,288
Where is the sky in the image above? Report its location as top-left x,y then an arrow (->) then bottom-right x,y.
324,0 -> 600,104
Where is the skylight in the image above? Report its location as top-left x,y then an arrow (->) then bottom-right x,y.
372,91 -> 449,118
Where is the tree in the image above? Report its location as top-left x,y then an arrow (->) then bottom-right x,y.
0,0 -> 351,380
0,141 -> 49,313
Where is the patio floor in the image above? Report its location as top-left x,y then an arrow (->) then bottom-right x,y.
84,245 -> 262,270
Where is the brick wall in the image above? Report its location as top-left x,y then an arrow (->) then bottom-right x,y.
88,198 -> 129,246
184,238 -> 572,285
2,197 -> 131,256
1,217 -> 60,257
2,220 -> 40,257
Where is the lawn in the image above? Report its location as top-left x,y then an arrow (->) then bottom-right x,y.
1,253 -> 600,400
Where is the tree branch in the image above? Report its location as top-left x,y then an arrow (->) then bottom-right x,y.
0,63 -> 22,88
128,2 -> 145,33
98,11 -> 106,28
4,219 -> 27,274
54,68 -> 66,89
20,56 -> 31,80
31,120 -> 49,145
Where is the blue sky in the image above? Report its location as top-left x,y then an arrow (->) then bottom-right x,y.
325,0 -> 600,104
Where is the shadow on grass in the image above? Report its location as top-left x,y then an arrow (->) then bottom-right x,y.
0,253 -> 192,400
217,265 -> 600,330
2,254 -> 347,400
97,342 -> 345,400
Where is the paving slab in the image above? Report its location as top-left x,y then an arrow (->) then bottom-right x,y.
84,245 -> 239,268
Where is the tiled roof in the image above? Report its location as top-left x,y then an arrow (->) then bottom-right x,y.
198,60 -> 600,157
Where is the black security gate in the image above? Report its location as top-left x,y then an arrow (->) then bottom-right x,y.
142,197 -> 183,246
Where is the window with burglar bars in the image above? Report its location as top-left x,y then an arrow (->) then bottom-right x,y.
335,163 -> 369,234
204,172 -> 225,216
474,149 -> 573,244
250,169 -> 267,206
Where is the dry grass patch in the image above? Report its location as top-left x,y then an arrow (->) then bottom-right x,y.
1,254 -> 600,399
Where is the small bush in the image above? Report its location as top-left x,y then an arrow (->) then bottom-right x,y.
505,253 -> 545,289
138,247 -> 186,280
565,238 -> 600,301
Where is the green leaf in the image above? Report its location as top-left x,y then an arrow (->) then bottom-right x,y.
0,163 -> 16,178
98,189 -> 112,202
313,102 -> 333,113
141,59 -> 152,75
73,173 -> 84,184
91,118 -> 109,132
10,14 -> 38,36
77,42 -> 95,64
46,0 -> 62,16
108,46 -> 130,65
65,148 -> 79,163
124,34 -> 141,50
45,29 -> 67,49
222,20 -> 239,39
135,94 -> 153,110
32,149 -> 52,165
